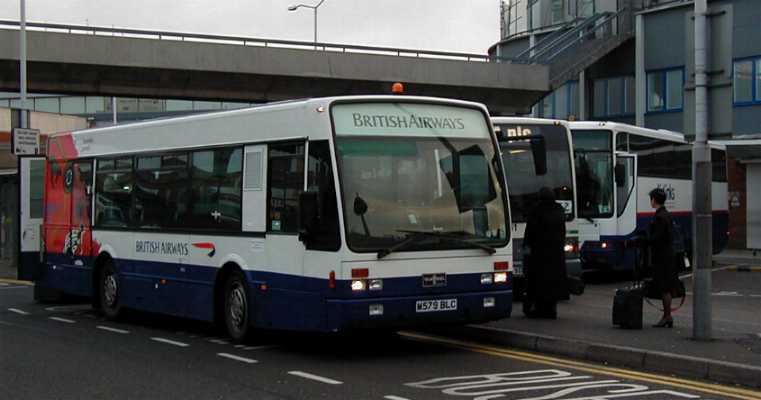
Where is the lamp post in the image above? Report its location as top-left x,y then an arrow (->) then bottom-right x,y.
19,0 -> 28,128
287,0 -> 326,47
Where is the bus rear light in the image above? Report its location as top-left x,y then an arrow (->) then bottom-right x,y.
494,272 -> 508,284
480,273 -> 494,285
352,268 -> 369,278
369,304 -> 384,316
601,242 -> 609,249
494,261 -> 509,271
351,279 -> 366,291
564,243 -> 575,252
483,297 -> 495,308
368,279 -> 383,291
328,271 -> 336,289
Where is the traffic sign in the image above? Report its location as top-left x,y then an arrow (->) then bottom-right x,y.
11,127 -> 40,155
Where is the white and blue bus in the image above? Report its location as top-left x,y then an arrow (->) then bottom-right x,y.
492,118 -> 582,298
18,96 -> 514,340
568,121 -> 729,273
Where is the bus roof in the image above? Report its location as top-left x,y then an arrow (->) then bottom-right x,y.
47,95 -> 490,160
490,117 -> 569,127
567,121 -> 686,144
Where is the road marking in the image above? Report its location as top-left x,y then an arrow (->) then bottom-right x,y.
0,282 -> 8,286
97,325 -> 129,334
0,286 -> 31,290
399,332 -> 761,400
384,396 -> 412,400
208,338 -> 229,345
217,353 -> 258,364
48,317 -> 75,324
150,337 -> 189,347
241,345 -> 277,351
0,278 -> 33,286
45,304 -> 91,312
7,308 -> 29,315
287,371 -> 343,385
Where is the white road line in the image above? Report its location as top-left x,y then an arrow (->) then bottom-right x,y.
48,317 -> 75,324
0,282 -> 8,286
287,371 -> 343,385
7,308 -> 29,315
97,325 -> 130,334
208,338 -> 229,345
44,304 -> 91,312
150,337 -> 189,347
217,353 -> 258,364
384,396 -> 412,400
242,345 -> 277,351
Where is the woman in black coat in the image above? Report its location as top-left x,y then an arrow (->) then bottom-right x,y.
644,188 -> 678,328
523,187 -> 568,319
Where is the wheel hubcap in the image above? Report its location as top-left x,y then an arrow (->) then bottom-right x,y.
104,273 -> 117,308
228,283 -> 246,330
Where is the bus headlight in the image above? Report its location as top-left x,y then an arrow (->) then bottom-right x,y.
351,279 -> 366,291
565,238 -> 579,256
494,272 -> 508,284
481,273 -> 494,285
368,279 -> 383,291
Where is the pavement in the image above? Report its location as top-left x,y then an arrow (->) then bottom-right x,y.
433,260 -> 761,389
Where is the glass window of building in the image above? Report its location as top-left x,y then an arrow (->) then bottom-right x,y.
593,80 -> 606,117
166,100 -> 194,111
542,95 -> 553,118
139,99 -> 165,112
35,97 -> 60,113
647,71 -> 664,112
555,84 -> 568,118
568,81 -> 579,118
117,98 -> 139,113
666,69 -> 683,110
60,97 -> 86,114
85,97 -> 107,113
756,59 -> 761,101
193,101 -> 222,110
551,0 -> 564,24
607,78 -> 623,116
624,76 -> 635,115
733,59 -> 756,104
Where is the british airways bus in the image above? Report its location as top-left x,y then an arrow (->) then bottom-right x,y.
18,96 -> 514,340
568,121 -> 728,273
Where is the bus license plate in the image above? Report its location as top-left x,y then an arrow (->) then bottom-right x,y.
415,299 -> 457,313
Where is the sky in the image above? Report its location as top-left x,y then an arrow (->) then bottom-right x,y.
1,0 -> 501,54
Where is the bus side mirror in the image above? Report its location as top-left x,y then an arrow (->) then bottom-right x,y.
298,191 -> 319,243
615,164 -> 626,187
530,137 -> 547,176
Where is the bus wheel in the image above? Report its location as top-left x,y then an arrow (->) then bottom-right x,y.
224,270 -> 250,342
99,260 -> 122,319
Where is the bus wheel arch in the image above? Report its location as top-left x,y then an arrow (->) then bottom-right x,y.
214,263 -> 252,342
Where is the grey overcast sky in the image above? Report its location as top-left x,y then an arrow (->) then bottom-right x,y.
1,0 -> 501,54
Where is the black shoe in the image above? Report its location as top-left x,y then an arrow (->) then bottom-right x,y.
652,316 -> 674,328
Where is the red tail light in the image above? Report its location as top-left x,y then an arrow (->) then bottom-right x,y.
328,271 -> 336,289
351,268 -> 369,278
494,261 -> 509,271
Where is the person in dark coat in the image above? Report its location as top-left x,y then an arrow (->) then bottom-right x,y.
643,188 -> 678,328
523,187 -> 568,319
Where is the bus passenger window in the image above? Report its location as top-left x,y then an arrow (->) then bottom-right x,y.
267,142 -> 305,233
190,148 -> 242,231
306,141 -> 339,250
95,157 -> 133,228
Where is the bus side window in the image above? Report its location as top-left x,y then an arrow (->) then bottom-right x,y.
267,142 -> 305,233
306,140 -> 340,251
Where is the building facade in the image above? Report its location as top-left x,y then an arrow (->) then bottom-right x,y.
494,0 -> 761,250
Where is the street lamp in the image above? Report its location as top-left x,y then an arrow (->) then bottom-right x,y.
287,0 -> 326,46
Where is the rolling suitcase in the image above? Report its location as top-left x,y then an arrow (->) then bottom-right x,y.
612,286 -> 643,329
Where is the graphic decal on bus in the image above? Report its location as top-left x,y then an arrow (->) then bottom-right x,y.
192,242 -> 216,257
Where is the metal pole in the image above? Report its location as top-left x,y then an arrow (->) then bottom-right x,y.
313,8 -> 317,49
112,97 -> 117,124
19,0 -> 28,128
692,0 -> 712,340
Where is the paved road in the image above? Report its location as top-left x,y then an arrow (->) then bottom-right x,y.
1,282 -> 759,400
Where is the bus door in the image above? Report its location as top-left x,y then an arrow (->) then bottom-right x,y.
615,153 -> 637,267
18,156 -> 46,280
67,160 -> 94,269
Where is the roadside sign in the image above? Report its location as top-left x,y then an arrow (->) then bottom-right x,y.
11,128 -> 40,155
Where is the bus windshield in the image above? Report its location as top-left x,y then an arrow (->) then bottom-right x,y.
332,102 -> 509,253
497,124 -> 574,223
571,130 -> 614,219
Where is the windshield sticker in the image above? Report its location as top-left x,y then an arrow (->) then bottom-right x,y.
556,200 -> 573,215
332,103 -> 489,139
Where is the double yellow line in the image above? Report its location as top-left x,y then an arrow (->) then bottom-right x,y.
400,331 -> 761,400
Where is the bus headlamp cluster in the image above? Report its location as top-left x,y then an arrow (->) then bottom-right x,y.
351,279 -> 383,292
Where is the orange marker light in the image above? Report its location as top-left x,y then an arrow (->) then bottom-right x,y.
391,82 -> 404,94
328,271 -> 336,289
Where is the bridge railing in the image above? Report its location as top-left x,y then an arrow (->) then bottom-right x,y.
0,19 -> 538,65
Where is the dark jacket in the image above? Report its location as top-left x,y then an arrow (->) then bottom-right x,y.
524,199 -> 568,302
645,206 -> 678,295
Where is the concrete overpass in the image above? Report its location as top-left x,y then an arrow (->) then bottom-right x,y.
0,21 -> 550,114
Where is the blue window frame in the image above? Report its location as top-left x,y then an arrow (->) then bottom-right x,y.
646,67 -> 684,113
536,81 -> 579,119
592,76 -> 635,118
733,56 -> 761,106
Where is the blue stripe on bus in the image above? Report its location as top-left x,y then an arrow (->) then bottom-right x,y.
580,211 -> 729,271
35,255 -> 513,332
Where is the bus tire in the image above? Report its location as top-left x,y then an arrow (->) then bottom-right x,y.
223,270 -> 251,342
99,260 -> 122,320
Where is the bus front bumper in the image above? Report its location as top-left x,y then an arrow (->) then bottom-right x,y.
325,290 -> 512,331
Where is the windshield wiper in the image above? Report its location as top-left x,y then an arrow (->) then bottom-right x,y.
397,230 -> 497,255
376,231 -> 431,259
